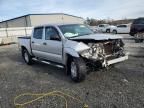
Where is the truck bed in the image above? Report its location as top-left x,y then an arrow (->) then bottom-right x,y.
18,36 -> 32,55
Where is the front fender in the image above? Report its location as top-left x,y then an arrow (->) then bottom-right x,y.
62,47 -> 80,65
62,39 -> 90,64
64,47 -> 79,57
64,40 -> 90,57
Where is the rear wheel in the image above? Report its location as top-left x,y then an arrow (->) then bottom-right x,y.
69,57 -> 86,82
134,39 -> 143,43
134,33 -> 144,43
113,30 -> 117,34
22,48 -> 32,65
106,29 -> 110,33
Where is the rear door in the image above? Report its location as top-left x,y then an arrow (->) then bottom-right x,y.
117,25 -> 127,33
125,25 -> 130,33
31,27 -> 45,58
98,24 -> 104,32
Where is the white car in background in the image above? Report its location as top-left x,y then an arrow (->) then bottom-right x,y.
95,24 -> 109,33
95,24 -> 116,33
112,24 -> 130,34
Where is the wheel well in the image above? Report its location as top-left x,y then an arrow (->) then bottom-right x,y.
21,46 -> 29,57
113,30 -> 117,33
21,46 -> 26,51
66,54 -> 74,75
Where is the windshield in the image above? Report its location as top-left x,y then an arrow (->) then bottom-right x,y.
59,24 -> 94,38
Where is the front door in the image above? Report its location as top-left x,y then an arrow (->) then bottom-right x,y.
42,26 -> 63,63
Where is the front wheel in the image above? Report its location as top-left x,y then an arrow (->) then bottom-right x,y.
70,58 -> 86,82
22,49 -> 32,65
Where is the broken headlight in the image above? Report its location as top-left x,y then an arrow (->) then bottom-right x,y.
80,43 -> 105,60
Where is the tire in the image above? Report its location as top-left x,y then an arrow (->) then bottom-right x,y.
113,30 -> 117,34
69,57 -> 86,82
134,33 -> 144,43
106,29 -> 110,33
134,39 -> 143,43
22,48 -> 32,65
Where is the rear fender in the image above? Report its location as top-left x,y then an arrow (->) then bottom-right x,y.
21,46 -> 32,56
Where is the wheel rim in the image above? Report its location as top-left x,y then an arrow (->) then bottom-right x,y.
134,33 -> 140,42
24,51 -> 29,63
71,62 -> 77,78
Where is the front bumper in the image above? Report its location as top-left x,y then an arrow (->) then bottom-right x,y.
102,55 -> 128,67
107,55 -> 128,65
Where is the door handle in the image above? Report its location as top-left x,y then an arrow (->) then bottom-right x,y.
43,42 -> 47,45
31,41 -> 35,43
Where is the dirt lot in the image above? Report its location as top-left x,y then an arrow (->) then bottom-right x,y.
0,44 -> 144,108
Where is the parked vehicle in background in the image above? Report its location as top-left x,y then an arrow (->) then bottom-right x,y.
18,24 -> 128,82
95,24 -> 111,33
112,24 -> 130,34
130,17 -> 144,43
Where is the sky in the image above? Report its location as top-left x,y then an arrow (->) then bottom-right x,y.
0,0 -> 144,21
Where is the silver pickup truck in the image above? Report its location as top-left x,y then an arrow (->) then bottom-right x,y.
18,24 -> 128,82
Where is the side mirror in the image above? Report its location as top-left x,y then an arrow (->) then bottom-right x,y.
50,35 -> 61,41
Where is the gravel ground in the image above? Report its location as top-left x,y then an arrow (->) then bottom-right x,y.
0,44 -> 144,108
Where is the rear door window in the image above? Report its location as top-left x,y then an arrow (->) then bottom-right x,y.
33,27 -> 43,39
99,25 -> 104,27
117,25 -> 127,28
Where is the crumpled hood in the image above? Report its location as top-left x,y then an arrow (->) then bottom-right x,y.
70,33 -> 123,40
64,40 -> 90,52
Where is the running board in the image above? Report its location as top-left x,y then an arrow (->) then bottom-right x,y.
32,58 -> 64,68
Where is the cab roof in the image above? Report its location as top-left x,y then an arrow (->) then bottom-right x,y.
34,23 -> 84,28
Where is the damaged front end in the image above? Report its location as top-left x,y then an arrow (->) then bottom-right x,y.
79,39 -> 128,67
